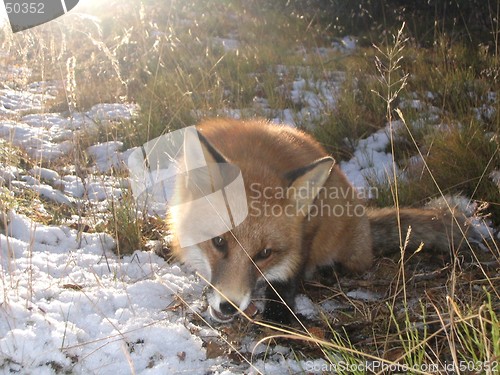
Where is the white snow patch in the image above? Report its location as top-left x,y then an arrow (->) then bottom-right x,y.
295,294 -> 318,319
0,103 -> 138,163
427,195 -> 494,241
29,166 -> 61,182
0,87 -> 48,113
87,141 -> 125,172
490,170 -> 500,189
86,103 -> 139,122
346,289 -> 382,302
332,35 -> 357,53
340,124 -> 403,194
0,211 -> 228,374
29,182 -> 75,206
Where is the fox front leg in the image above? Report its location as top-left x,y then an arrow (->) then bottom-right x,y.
262,279 -> 298,325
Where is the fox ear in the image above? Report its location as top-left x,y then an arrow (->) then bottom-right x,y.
182,128 -> 227,195
195,130 -> 228,165
183,128 -> 228,169
286,157 -> 335,213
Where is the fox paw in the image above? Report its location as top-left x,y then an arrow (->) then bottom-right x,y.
262,302 -> 294,325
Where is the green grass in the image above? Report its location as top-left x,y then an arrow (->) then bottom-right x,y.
455,290 -> 500,371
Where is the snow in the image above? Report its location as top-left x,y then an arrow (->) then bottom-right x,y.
27,180 -> 75,206
30,166 -> 61,182
346,289 -> 382,302
332,36 -> 357,53
295,294 -> 319,319
271,72 -> 344,127
0,78 -> 139,162
340,124 -> 401,194
87,141 -> 125,172
1,211 -> 220,374
0,87 -> 47,114
426,195 -> 493,241
490,169 -> 500,188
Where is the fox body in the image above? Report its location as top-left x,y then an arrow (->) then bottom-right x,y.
168,118 -> 466,323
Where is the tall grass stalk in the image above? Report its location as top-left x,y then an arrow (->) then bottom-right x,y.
372,23 -> 409,251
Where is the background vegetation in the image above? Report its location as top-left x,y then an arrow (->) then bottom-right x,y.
1,0 -> 498,373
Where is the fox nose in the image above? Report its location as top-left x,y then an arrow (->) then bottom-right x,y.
219,301 -> 237,315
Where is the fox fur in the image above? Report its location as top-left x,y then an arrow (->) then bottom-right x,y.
168,118 -> 468,323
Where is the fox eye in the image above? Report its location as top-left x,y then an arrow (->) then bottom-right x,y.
212,236 -> 227,251
255,248 -> 272,261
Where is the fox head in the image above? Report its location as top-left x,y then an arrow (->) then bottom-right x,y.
168,127 -> 334,321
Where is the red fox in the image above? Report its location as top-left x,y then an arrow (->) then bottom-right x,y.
168,118 -> 467,323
